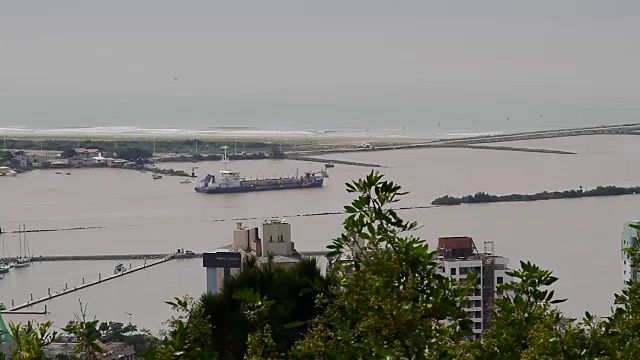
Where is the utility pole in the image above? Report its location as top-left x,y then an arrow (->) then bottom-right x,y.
125,312 -> 133,336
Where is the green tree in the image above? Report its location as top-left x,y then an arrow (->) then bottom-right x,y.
62,301 -> 102,360
8,320 -> 57,360
198,256 -> 329,359
601,223 -> 640,358
460,261 -> 586,360
146,296 -> 216,360
234,289 -> 280,360
292,171 -> 474,359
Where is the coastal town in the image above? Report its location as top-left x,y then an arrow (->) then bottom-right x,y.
4,1 -> 640,358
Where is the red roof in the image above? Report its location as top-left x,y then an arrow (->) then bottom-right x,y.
74,148 -> 100,153
438,237 -> 475,250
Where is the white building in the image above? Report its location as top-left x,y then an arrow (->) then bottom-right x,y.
437,237 -> 511,338
74,148 -> 100,165
203,219 -> 303,294
622,221 -> 640,283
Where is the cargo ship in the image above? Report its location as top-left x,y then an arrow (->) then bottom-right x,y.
194,147 -> 328,194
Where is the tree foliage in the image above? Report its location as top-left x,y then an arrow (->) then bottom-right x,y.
197,256 -> 329,359
8,321 -> 57,360
293,171 -> 475,359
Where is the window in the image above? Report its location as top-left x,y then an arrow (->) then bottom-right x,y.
451,268 -> 457,276
475,322 -> 482,330
475,300 -> 481,308
269,235 -> 273,243
497,276 -> 504,285
475,311 -> 482,318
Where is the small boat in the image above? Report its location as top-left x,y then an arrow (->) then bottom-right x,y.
0,302 -> 6,310
13,258 -> 30,268
65,172 -> 71,176
180,178 -> 192,184
7,170 -> 17,177
114,263 -> 126,274
324,163 -> 335,168
152,174 -> 163,180
0,262 -> 9,274
55,171 -> 62,175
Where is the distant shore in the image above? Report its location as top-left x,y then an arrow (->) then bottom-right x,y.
3,122 -> 640,160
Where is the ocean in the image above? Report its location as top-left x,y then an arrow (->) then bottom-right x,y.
1,92 -> 640,140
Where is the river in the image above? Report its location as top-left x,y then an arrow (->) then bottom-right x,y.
1,134 -> 639,333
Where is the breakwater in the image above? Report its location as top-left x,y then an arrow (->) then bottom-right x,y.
5,226 -> 105,234
208,204 -> 439,223
289,123 -> 640,157
430,144 -> 576,155
432,185 -> 640,206
287,155 -> 385,168
3,253 -> 200,262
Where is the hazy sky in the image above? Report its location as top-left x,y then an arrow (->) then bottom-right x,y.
1,1 -> 640,131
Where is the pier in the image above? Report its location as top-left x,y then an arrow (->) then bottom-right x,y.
3,254 -> 175,312
287,155 -> 385,168
3,253 -> 201,262
0,250 -> 331,313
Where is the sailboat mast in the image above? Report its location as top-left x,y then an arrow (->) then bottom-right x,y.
25,225 -> 30,258
19,225 -> 22,259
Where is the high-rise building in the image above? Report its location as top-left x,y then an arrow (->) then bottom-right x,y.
437,237 -> 511,338
622,221 -> 640,283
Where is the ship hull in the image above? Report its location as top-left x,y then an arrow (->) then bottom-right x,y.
195,179 -> 324,194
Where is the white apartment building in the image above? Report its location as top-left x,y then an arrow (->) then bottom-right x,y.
622,221 -> 639,283
437,237 -> 511,338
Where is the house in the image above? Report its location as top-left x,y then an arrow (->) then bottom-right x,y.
45,341 -> 136,359
74,148 -> 101,165
14,154 -> 28,168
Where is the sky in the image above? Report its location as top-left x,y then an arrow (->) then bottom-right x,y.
1,1 -> 640,131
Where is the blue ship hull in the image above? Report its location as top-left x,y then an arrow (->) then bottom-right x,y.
195,178 -> 324,194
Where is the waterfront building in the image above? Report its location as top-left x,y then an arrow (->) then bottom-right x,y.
74,148 -> 101,165
14,154 -> 28,168
622,221 -> 640,283
203,219 -> 303,294
45,341 -> 136,359
437,236 -> 511,338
